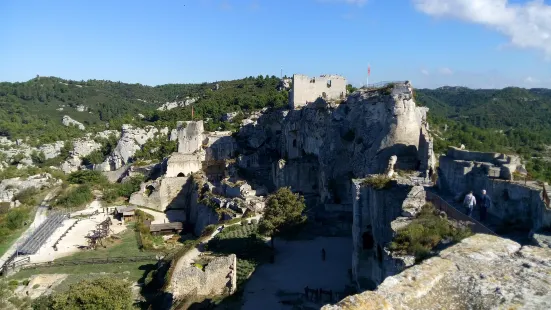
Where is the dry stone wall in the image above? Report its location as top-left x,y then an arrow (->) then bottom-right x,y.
170,254 -> 237,301
438,147 -> 551,231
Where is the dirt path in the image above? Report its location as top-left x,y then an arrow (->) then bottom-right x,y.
0,189 -> 58,266
241,236 -> 352,310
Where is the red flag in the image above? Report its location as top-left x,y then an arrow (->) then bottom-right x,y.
191,106 -> 194,120
368,66 -> 371,76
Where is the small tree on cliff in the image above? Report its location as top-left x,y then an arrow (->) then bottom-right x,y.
258,187 -> 307,248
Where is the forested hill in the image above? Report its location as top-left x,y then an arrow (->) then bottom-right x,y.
416,86 -> 551,181
0,75 -> 287,144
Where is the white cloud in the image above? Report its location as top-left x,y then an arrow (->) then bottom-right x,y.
421,69 -> 430,76
439,67 -> 454,75
524,76 -> 540,84
412,0 -> 551,58
317,0 -> 368,7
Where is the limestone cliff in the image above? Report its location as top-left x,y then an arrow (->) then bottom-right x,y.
236,82 -> 433,209
96,125 -> 169,171
323,234 -> 551,310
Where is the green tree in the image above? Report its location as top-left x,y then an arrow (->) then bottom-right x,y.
258,187 -> 307,248
32,277 -> 133,310
30,151 -> 46,165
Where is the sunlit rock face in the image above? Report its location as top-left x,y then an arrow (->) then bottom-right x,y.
324,234 -> 551,310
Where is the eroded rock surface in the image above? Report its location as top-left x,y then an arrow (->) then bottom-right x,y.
324,234 -> 551,310
62,115 -> 85,130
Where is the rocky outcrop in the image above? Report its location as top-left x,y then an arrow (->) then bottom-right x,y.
170,254 -> 237,300
38,141 -> 65,160
351,177 -> 425,290
157,97 -> 198,111
75,105 -> 88,112
236,82 -> 433,209
95,125 -> 167,171
221,112 -> 238,122
0,173 -> 59,203
62,115 -> 85,130
323,234 -> 551,310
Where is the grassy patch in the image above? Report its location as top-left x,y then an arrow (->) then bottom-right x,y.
56,228 -> 156,260
8,229 -> 158,290
10,262 -> 154,285
389,203 -> 472,262
361,175 -> 392,190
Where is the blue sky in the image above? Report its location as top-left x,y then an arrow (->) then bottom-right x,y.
1,0 -> 550,88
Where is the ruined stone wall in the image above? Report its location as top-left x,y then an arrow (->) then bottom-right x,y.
351,179 -> 424,290
171,254 -> 237,300
129,176 -> 189,211
177,121 -> 205,154
290,74 -> 347,109
165,153 -> 202,178
438,152 -> 551,231
324,234 -> 551,310
204,132 -> 237,161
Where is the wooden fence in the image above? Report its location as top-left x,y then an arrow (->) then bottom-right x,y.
9,255 -> 159,272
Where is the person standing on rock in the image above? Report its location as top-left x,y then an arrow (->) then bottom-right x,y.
463,191 -> 476,217
480,189 -> 492,221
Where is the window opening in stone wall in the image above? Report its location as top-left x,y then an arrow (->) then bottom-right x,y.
327,80 -> 332,88
177,172 -> 185,177
145,185 -> 155,197
362,231 -> 374,250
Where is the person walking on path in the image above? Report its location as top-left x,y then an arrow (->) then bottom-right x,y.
480,189 -> 492,221
463,191 -> 476,217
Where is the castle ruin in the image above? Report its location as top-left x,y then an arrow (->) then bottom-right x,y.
289,74 -> 347,109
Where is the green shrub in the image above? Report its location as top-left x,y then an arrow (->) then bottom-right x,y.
241,219 -> 248,226
31,277 -> 133,310
14,187 -> 39,205
67,170 -> 108,186
32,284 -> 40,289
389,204 -> 472,262
201,224 -> 216,237
251,219 -> 258,225
361,175 -> 392,190
0,202 -> 11,214
9,280 -> 18,286
22,279 -> 30,286
55,185 -> 93,209
5,208 -> 30,230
